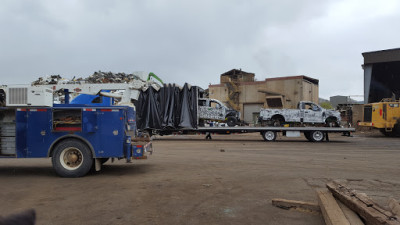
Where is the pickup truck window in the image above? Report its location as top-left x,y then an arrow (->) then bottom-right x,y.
312,104 -> 321,111
199,100 -> 207,106
210,101 -> 221,109
304,103 -> 321,111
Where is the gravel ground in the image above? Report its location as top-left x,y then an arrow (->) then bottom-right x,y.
0,132 -> 399,225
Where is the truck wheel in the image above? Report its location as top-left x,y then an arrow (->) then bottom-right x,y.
227,116 -> 237,127
272,118 -> 284,127
325,117 -> 339,127
52,139 -> 93,177
379,129 -> 396,137
309,131 -> 325,142
262,131 -> 277,141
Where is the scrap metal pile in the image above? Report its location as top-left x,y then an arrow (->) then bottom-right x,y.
32,71 -> 143,85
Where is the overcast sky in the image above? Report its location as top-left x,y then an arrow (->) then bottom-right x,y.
1,0 -> 399,99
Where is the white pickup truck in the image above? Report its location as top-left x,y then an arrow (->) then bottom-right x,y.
259,101 -> 341,127
198,98 -> 241,127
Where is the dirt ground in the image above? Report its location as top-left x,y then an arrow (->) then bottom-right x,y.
0,132 -> 399,225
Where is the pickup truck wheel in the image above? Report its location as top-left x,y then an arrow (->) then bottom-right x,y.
52,139 -> 93,177
309,131 -> 324,142
325,117 -> 339,127
272,118 -> 284,127
227,116 -> 237,127
262,131 -> 277,141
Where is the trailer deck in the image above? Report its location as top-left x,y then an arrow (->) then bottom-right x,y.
159,126 -> 355,142
196,126 -> 355,133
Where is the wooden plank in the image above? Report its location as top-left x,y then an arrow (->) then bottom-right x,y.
317,189 -> 351,225
388,198 -> 400,217
327,181 -> 400,225
272,198 -> 320,214
337,201 -> 365,225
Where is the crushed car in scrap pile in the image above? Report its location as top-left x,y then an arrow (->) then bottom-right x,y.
31,71 -> 143,85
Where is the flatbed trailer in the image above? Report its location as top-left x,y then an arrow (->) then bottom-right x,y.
160,126 -> 355,142
136,84 -> 355,142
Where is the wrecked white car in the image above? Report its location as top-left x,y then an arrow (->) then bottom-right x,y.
259,101 -> 341,127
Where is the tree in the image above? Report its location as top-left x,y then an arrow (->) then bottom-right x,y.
320,102 -> 334,109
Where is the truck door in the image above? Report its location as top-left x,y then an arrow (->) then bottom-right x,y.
303,103 -> 323,123
383,103 -> 387,120
26,108 -> 51,157
198,100 -> 225,120
97,108 -> 125,157
210,100 -> 226,120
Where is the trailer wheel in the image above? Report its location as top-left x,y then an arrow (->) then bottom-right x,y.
227,116 -> 237,127
262,131 -> 277,141
52,139 -> 93,177
309,131 -> 325,142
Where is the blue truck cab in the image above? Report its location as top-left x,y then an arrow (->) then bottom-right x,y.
0,100 -> 152,177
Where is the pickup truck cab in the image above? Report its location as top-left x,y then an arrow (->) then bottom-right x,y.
198,98 -> 241,127
259,101 -> 341,127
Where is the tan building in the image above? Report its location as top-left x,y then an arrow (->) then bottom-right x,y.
208,69 -> 319,123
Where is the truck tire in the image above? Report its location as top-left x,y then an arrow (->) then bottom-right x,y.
325,117 -> 339,127
380,124 -> 400,137
227,116 -> 237,127
262,131 -> 277,141
309,131 -> 325,142
52,139 -> 93,177
271,117 -> 284,127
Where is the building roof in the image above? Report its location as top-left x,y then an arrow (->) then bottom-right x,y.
265,75 -> 319,85
209,75 -> 319,87
362,48 -> 400,64
221,69 -> 254,76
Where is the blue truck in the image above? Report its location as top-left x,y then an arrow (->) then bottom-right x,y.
0,86 -> 152,177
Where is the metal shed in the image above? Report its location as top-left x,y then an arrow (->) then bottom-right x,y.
363,48 -> 400,103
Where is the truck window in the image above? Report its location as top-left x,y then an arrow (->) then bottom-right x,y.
304,103 -> 312,110
210,101 -> 221,109
199,100 -> 207,106
311,104 -> 320,111
92,96 -> 102,103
